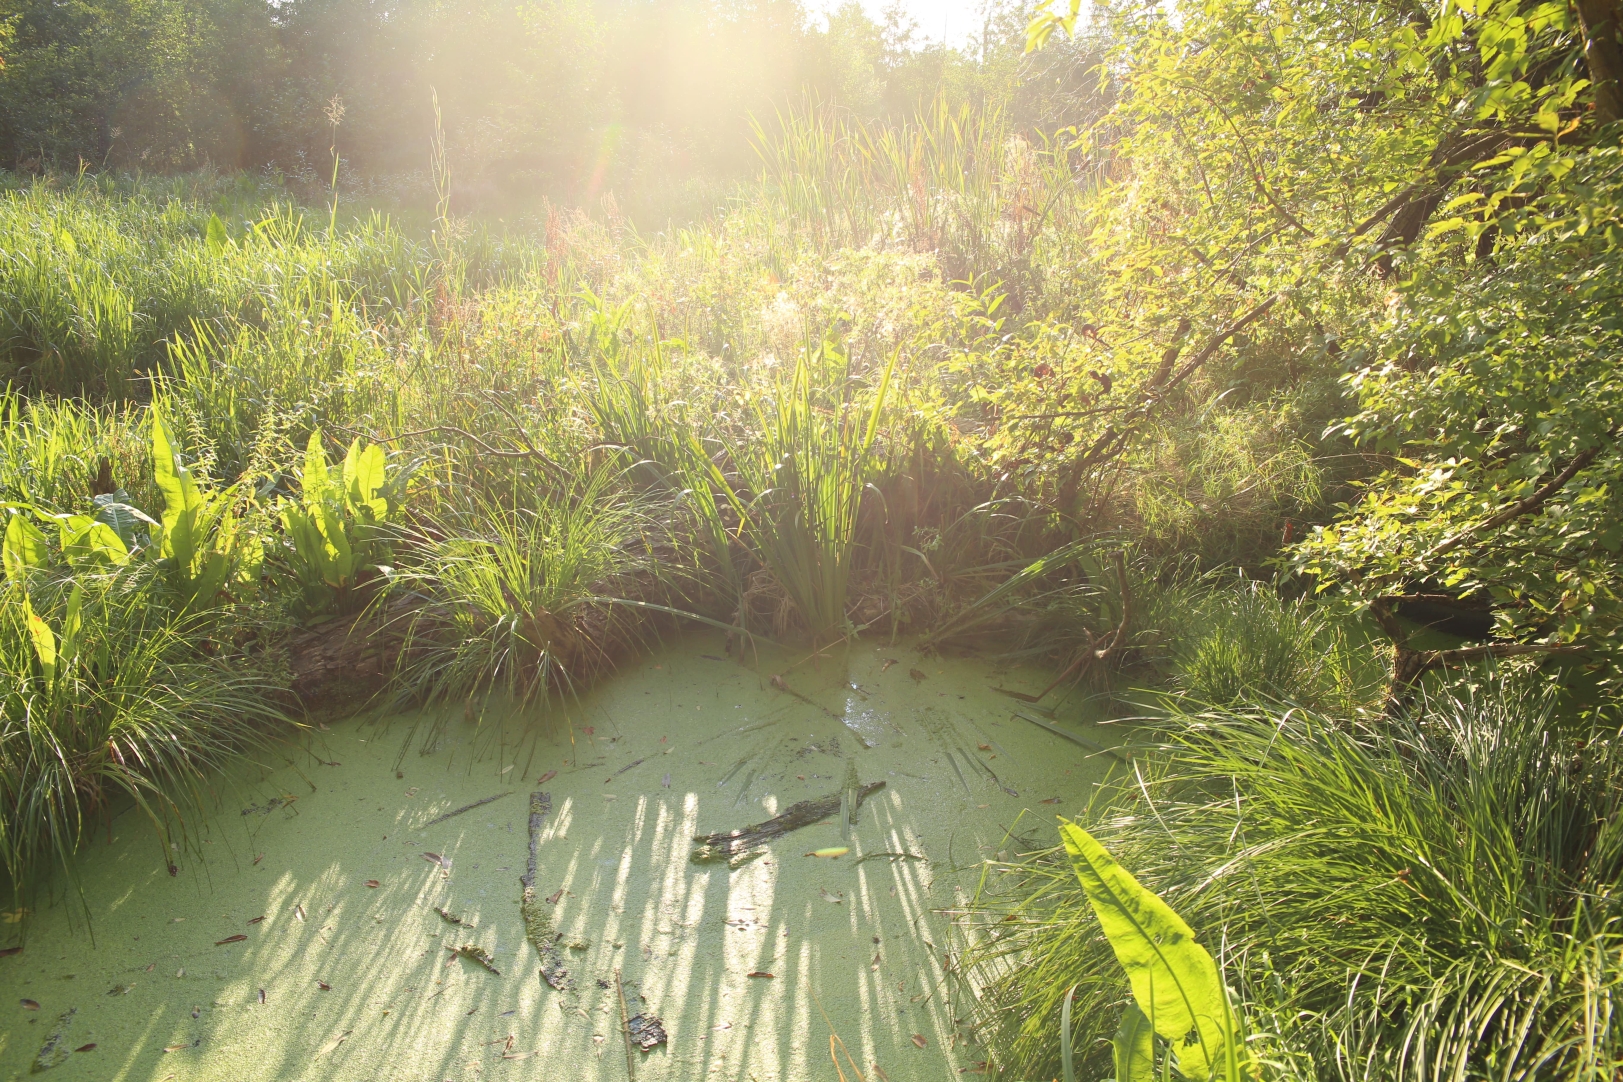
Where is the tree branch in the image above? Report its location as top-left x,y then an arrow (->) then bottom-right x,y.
1429,440 -> 1611,558
1054,298 -> 1277,511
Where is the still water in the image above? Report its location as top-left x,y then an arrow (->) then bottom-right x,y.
0,635 -> 1125,1081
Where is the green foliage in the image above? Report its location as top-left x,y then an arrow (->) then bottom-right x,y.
0,391 -> 152,511
390,471 -> 653,708
1114,1003 -> 1153,1082
1294,144 -> 1623,685
279,431 -> 392,616
150,405 -> 261,612
1060,821 -> 1242,1081
970,686 -> 1623,1080
732,344 -> 896,642
0,0 -> 1081,221
0,553 -> 284,906
1167,580 -> 1384,712
0,176 -> 421,396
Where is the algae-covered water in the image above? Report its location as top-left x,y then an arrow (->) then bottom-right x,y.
0,637 -> 1125,1082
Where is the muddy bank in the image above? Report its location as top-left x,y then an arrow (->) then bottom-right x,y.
0,636 -> 1125,1082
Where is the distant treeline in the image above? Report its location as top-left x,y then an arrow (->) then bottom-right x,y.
0,0 -> 1103,217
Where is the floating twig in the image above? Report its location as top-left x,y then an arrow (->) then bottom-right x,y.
692,782 -> 886,863
616,969 -> 637,1082
420,791 -> 512,828
853,851 -> 927,866
1011,711 -> 1129,763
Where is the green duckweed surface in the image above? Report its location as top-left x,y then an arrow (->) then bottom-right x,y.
0,637 -> 1123,1081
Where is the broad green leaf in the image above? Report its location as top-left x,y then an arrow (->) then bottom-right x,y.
152,407 -> 201,567
3,514 -> 50,580
92,492 -> 157,549
60,516 -> 129,569
57,229 -> 76,256
23,597 -> 56,686
342,439 -> 388,520
192,551 -> 231,606
1060,821 -> 1236,1081
301,430 -> 331,508
205,213 -> 231,254
59,582 -> 84,666
236,529 -> 264,586
314,502 -> 354,584
283,505 -> 332,580
1114,1002 -> 1155,1082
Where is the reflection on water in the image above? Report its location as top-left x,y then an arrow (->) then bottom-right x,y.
0,636 -> 1123,1081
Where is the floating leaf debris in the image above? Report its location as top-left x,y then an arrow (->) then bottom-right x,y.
448,945 -> 500,975
627,1014 -> 668,1051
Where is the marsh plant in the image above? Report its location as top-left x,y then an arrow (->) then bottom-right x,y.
730,344 -> 897,642
0,537 -> 283,907
968,683 -> 1623,1081
1167,580 -> 1385,713
279,431 -> 396,617
388,469 -> 657,709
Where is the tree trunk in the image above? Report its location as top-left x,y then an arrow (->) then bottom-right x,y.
1576,0 -> 1623,124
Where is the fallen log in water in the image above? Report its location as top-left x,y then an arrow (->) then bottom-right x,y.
691,781 -> 886,863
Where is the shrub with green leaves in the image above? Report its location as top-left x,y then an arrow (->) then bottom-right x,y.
1294,144 -> 1623,697
279,431 -> 393,617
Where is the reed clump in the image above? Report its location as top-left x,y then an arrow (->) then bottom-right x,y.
964,685 -> 1623,1081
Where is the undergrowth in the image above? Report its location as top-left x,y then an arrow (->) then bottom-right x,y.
965,683 -> 1623,1081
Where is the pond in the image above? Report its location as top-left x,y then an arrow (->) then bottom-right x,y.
0,635 -> 1127,1081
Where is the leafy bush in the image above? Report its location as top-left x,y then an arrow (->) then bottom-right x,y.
1294,144 -> 1623,698
278,431 -> 394,617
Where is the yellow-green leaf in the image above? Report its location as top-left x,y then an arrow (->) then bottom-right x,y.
205,213 -> 231,254
302,430 -> 332,507
1060,821 -> 1237,1081
23,597 -> 56,686
342,439 -> 388,519
152,407 -> 202,564
3,514 -> 50,581
1114,1002 -> 1154,1082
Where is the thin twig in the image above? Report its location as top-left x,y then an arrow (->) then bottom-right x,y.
615,968 -> 637,1082
336,419 -> 569,471
419,791 -> 512,829
480,391 -> 571,475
